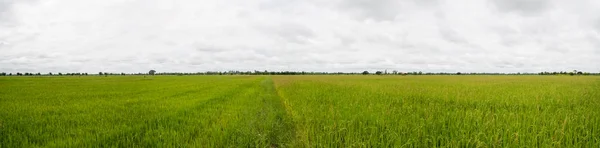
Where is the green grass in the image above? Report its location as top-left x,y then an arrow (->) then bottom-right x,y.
0,76 -> 293,147
1,75 -> 599,147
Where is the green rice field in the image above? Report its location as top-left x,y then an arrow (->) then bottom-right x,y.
1,75 -> 599,147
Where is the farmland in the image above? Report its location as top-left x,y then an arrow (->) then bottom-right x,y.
1,75 -> 599,147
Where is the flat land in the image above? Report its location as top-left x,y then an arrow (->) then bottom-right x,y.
1,75 -> 599,147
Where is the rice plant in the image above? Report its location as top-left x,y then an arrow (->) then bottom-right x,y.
1,75 -> 598,147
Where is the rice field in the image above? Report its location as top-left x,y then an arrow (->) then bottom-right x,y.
1,75 -> 599,147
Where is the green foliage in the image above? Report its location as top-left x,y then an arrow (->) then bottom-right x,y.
0,76 -> 293,147
272,75 -> 600,147
0,75 -> 599,147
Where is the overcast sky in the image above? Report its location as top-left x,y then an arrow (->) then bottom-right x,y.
1,0 -> 599,73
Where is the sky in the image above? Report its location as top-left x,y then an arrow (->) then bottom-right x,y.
1,0 -> 599,73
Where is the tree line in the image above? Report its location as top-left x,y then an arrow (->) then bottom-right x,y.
1,70 -> 599,76
0,72 -> 89,76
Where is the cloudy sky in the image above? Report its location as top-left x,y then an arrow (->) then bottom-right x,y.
1,0 -> 599,73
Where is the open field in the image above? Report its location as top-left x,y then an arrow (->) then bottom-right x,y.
1,75 -> 599,147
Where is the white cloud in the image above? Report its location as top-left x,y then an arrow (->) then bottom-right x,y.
0,0 -> 599,73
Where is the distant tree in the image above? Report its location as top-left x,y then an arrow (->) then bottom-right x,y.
375,71 -> 383,75
392,70 -> 398,75
457,72 -> 462,75
58,73 -> 62,76
362,71 -> 369,75
99,72 -> 103,75
149,70 -> 156,75
9,73 -> 12,76
418,71 -> 423,75
49,72 -> 53,75
0,72 -> 5,76
569,72 -> 575,76
577,71 -> 583,75
36,73 -> 41,75
121,72 -> 126,75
